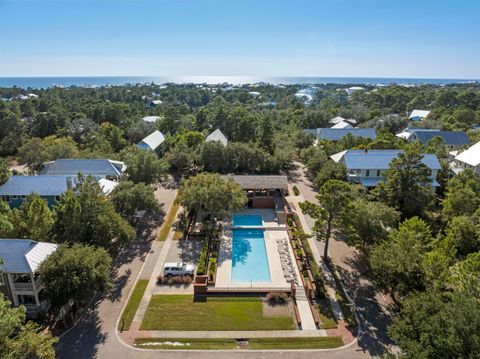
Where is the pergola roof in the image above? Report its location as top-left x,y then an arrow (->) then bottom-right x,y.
221,175 -> 288,190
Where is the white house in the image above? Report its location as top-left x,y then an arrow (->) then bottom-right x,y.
409,109 -> 430,121
0,239 -> 57,317
142,116 -> 161,123
452,141 -> 480,174
205,129 -> 228,146
137,130 -> 165,151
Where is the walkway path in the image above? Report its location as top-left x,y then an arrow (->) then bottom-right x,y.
295,285 -> 318,330
287,162 -> 397,357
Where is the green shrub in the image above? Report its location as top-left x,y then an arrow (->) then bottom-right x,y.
196,239 -> 209,275
292,185 -> 300,196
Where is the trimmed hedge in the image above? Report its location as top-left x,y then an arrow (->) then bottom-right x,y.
196,239 -> 209,275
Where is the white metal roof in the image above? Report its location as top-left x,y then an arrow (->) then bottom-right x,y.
142,116 -> 161,123
331,121 -> 354,129
329,116 -> 346,124
205,129 -> 228,146
409,109 -> 430,120
0,239 -> 57,273
455,141 -> 480,167
137,130 -> 165,151
330,150 -> 348,163
98,178 -> 119,195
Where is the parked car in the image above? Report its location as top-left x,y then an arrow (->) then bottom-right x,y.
163,262 -> 195,277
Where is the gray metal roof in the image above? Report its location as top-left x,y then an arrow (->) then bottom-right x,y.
0,239 -> 57,273
221,175 -> 288,190
39,159 -> 125,177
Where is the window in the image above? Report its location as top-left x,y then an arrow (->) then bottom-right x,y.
20,195 -> 26,200
12,195 -> 18,200
55,196 -> 61,201
4,195 -> 10,203
366,170 -> 370,177
376,170 -> 381,177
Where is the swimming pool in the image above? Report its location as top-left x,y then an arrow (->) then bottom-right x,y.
232,214 -> 263,226
231,229 -> 271,284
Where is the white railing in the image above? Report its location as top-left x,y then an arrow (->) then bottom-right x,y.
12,277 -> 42,291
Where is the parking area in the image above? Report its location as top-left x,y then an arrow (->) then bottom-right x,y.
151,237 -> 204,295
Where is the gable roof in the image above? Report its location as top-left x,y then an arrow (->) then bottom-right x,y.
329,116 -> 357,125
409,130 -> 470,146
309,128 -> 376,141
39,159 -> 125,177
331,149 -> 441,170
221,175 -> 288,190
206,129 -> 228,146
455,141 -> 480,167
409,109 -> 430,120
0,176 -> 72,196
331,121 -> 354,129
0,239 -> 57,273
137,130 -> 165,151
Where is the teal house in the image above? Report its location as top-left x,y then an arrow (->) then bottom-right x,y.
0,176 -> 74,208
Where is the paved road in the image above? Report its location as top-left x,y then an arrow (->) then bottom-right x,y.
56,180 -> 371,359
287,162 -> 397,357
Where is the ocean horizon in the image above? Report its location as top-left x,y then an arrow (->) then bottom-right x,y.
0,76 -> 478,89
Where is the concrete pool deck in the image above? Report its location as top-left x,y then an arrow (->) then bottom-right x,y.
216,209 -> 299,289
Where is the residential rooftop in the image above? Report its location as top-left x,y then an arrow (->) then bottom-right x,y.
305,128 -> 376,141
221,175 -> 288,190
206,129 -> 228,146
137,130 -> 165,151
0,239 -> 57,273
39,159 -> 125,177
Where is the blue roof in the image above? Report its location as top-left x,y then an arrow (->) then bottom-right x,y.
409,130 -> 470,146
0,176 -> 71,196
39,159 -> 124,177
307,128 -> 377,141
342,150 -> 441,170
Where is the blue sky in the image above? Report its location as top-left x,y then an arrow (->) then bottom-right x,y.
0,0 -> 479,78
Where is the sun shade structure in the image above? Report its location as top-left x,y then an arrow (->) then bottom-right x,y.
206,129 -> 228,146
0,239 -> 57,273
137,130 -> 165,151
39,159 -> 126,179
409,109 -> 430,121
221,175 -> 288,190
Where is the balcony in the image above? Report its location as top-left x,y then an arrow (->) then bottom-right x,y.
12,277 -> 43,292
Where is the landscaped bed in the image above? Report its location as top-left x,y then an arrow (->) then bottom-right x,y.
133,336 -> 344,350
157,202 -> 180,241
139,295 -> 295,331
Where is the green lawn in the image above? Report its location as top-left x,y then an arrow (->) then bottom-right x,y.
157,202 -> 179,241
134,337 -> 344,350
316,298 -> 338,329
118,279 -> 149,331
139,295 -> 295,331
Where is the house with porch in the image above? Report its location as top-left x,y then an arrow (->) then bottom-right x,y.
450,141 -> 480,174
39,158 -> 126,180
0,175 -> 119,208
221,175 -> 290,224
0,239 -> 57,317
331,149 -> 441,188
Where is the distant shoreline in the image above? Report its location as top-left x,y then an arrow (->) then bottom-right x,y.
0,76 -> 478,89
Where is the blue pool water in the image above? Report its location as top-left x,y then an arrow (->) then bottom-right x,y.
232,214 -> 263,226
231,229 -> 271,284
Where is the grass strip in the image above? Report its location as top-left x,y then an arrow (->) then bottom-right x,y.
157,202 -> 179,241
118,279 -> 149,331
133,336 -> 344,350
